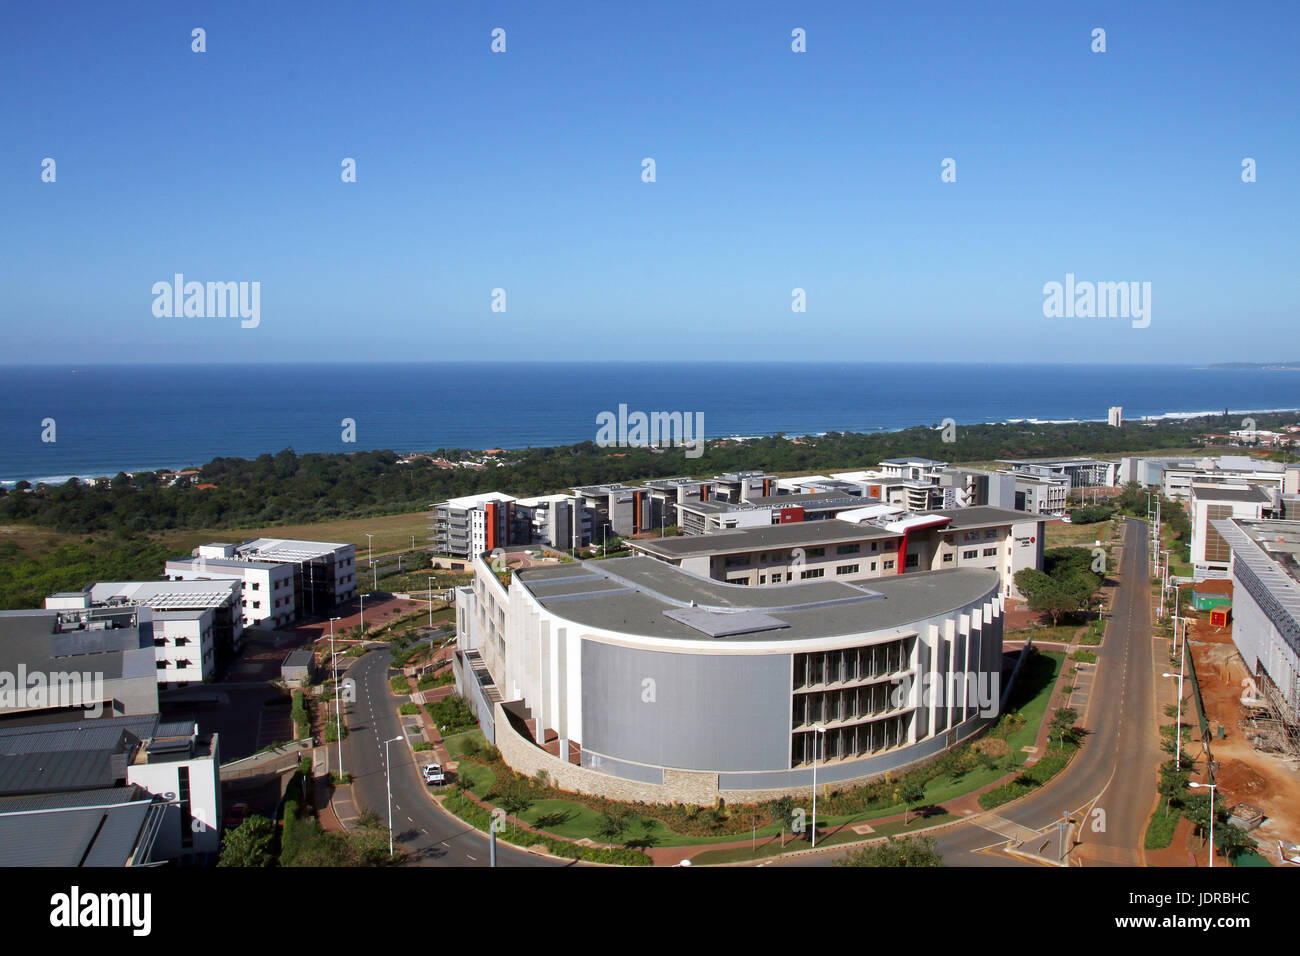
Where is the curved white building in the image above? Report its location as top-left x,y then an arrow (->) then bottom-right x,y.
455,553 -> 1004,804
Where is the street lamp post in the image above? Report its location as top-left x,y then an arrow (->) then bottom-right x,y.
428,576 -> 434,630
385,735 -> 403,857
330,616 -> 343,779
360,592 -> 366,632
1188,781 -> 1217,866
811,723 -> 826,847
1162,663 -> 1185,771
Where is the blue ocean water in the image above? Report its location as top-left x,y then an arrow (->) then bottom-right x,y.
0,362 -> 1297,485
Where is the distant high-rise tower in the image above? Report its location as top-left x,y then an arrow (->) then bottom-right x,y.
1108,406 -> 1123,427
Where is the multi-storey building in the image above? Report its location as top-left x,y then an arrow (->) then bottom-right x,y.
45,580 -> 243,685
631,506 -> 1044,600
453,552 -> 1005,804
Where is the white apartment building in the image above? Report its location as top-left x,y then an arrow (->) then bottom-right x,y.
1120,455 -> 1300,501
632,506 -> 1045,601
45,580 -> 244,685
166,551 -> 296,629
1189,482 -> 1272,579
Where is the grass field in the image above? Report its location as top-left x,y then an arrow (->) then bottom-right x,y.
1044,520 -> 1113,549
2,510 -> 434,562
157,510 -> 432,557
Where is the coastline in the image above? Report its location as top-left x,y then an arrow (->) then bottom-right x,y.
5,404 -> 1297,489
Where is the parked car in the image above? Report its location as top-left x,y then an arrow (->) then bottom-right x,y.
422,763 -> 446,786
223,801 -> 250,829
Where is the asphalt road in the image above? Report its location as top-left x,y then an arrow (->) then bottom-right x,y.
772,516 -> 1162,867
340,649 -> 567,867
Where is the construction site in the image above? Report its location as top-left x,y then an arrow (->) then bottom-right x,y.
1181,601 -> 1300,865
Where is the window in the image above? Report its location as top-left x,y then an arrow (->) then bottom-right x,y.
985,529 -> 997,539
800,568 -> 825,579
154,637 -> 167,647
883,560 -> 894,570
156,660 -> 168,669
943,553 -> 954,563
805,547 -> 825,557
724,555 -> 751,568
905,553 -> 918,568
252,582 -> 260,591
253,601 -> 261,609
836,544 -> 860,555
963,550 -> 978,559
870,562 -> 877,571
982,547 -> 998,557
870,541 -> 878,552
770,573 -> 782,583
836,564 -> 859,575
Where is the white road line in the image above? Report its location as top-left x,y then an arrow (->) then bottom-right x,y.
466,854 -> 477,861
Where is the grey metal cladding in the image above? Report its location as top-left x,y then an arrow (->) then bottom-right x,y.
581,639 -> 791,772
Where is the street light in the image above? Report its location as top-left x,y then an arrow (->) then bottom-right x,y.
1188,781 -> 1217,867
330,616 -> 344,779
1162,664 -> 1185,771
360,592 -> 366,632
811,723 -> 826,848
428,576 -> 434,630
384,735 -> 404,857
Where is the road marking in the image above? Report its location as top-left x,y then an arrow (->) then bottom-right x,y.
466,854 -> 477,861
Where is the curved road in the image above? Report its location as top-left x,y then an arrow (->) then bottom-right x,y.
340,649 -> 568,867
773,516 -> 1162,867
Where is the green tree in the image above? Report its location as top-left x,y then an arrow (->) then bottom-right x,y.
217,815 -> 276,867
1213,823 -> 1255,864
835,835 -> 943,867
894,781 -> 927,826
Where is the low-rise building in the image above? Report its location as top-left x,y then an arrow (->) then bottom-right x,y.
45,580 -> 243,685
1190,482 -> 1273,579
0,605 -> 159,720
0,715 -> 221,865
1211,518 -> 1300,739
631,506 -> 1044,600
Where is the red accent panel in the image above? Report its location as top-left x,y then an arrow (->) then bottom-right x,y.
779,507 -> 805,523
897,530 -> 908,574
485,502 -> 498,551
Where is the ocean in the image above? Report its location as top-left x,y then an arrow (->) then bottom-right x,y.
1,362 -> 1297,485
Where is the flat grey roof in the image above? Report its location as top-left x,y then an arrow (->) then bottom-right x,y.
0,610 -> 150,680
631,520 -> 896,559
515,557 -> 998,642
283,650 -> 315,667
1192,484 -> 1271,503
928,506 -> 1043,529
0,789 -> 157,866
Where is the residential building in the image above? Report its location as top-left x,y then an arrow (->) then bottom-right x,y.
429,491 -> 516,557
1108,406 -> 1123,427
1010,471 -> 1070,515
571,484 -> 653,540
711,471 -> 776,503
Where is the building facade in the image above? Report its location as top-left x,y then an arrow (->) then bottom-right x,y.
454,554 -> 1005,804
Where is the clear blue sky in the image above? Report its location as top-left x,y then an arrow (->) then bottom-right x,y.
2,1 -> 1296,364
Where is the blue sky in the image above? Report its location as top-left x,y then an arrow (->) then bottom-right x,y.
1,1 -> 1297,364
